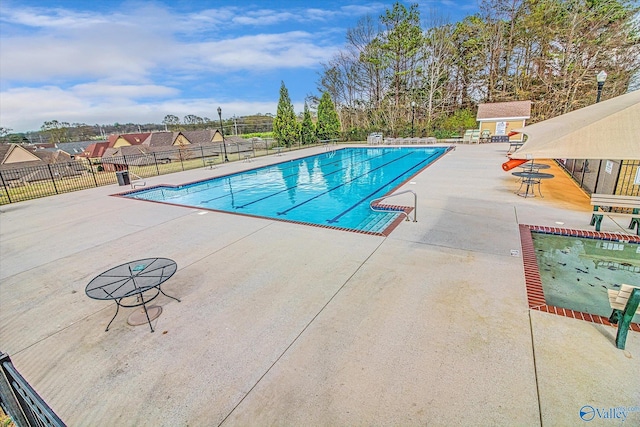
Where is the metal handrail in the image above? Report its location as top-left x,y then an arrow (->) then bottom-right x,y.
369,190 -> 417,222
129,172 -> 146,189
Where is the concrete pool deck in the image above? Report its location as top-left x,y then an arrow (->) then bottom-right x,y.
0,143 -> 638,426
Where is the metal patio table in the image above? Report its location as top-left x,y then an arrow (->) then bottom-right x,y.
85,258 -> 180,332
518,162 -> 551,172
512,171 -> 554,198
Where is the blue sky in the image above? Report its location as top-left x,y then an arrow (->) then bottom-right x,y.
0,1 -> 479,133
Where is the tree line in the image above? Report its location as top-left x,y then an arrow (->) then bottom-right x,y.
317,0 -> 640,138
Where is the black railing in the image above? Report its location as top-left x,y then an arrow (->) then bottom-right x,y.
0,352 -> 65,427
0,139 -> 327,205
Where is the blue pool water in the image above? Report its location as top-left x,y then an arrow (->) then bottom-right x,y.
124,147 -> 448,233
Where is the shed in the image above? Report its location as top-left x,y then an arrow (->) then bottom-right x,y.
476,100 -> 531,142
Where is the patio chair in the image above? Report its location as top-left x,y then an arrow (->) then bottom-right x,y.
462,130 -> 473,144
471,129 -> 481,144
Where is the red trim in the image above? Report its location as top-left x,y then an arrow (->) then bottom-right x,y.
519,224 -> 640,332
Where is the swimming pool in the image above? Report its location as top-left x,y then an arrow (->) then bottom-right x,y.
122,147 -> 450,234
520,225 -> 640,327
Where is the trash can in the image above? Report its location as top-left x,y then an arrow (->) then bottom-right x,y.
116,170 -> 130,186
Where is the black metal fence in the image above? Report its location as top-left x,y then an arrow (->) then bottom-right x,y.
559,159 -> 640,196
0,352 -> 65,426
0,139 -> 327,205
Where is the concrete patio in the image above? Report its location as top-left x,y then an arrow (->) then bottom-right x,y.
0,143 -> 638,426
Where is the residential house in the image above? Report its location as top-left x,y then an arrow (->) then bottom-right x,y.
96,129 -> 252,171
0,143 -> 81,185
108,133 -> 151,148
79,141 -> 110,164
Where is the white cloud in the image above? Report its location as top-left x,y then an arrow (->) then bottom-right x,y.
0,85 -> 282,132
189,32 -> 336,70
232,10 -> 298,26
0,4 -> 338,83
72,82 -> 179,99
2,7 -> 109,29
0,2 -> 374,132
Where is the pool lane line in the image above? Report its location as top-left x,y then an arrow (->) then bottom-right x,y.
132,148 -> 392,206
326,151 -> 442,224
195,150 -> 380,206
140,149 -> 383,205
275,151 -> 416,216
230,150 -> 395,210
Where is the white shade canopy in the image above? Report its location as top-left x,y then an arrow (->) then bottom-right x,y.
511,90 -> 640,160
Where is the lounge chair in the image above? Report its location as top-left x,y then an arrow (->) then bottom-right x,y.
471,130 -> 481,144
462,130 -> 473,144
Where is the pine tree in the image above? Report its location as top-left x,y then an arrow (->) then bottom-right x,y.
300,102 -> 316,144
273,81 -> 299,147
316,92 -> 341,141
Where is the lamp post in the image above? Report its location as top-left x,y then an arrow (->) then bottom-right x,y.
411,101 -> 416,138
217,106 -> 229,162
592,70 -> 608,192
596,70 -> 607,103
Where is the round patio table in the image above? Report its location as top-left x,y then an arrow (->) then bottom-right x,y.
518,162 -> 551,172
85,258 -> 180,332
512,171 -> 554,198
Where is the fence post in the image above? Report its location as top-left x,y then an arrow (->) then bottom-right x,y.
47,164 -> 59,194
0,172 -> 12,204
200,146 -> 205,167
86,159 -> 98,187
178,149 -> 184,171
153,153 -> 160,176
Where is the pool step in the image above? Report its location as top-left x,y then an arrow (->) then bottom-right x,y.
357,211 -> 400,233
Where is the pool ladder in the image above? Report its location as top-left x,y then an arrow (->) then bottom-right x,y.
130,172 -> 146,189
369,190 -> 417,222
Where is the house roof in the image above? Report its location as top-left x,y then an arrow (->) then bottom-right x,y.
54,141 -> 97,156
0,144 -> 74,172
103,145 -> 153,157
30,150 -> 72,163
0,144 -> 42,166
30,143 -> 56,150
79,141 -> 110,158
180,130 -> 217,144
0,144 -> 12,163
477,100 -> 531,120
26,141 -> 95,157
143,132 -> 177,147
107,133 -> 151,147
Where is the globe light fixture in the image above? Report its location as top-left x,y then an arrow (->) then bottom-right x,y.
596,70 -> 607,103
